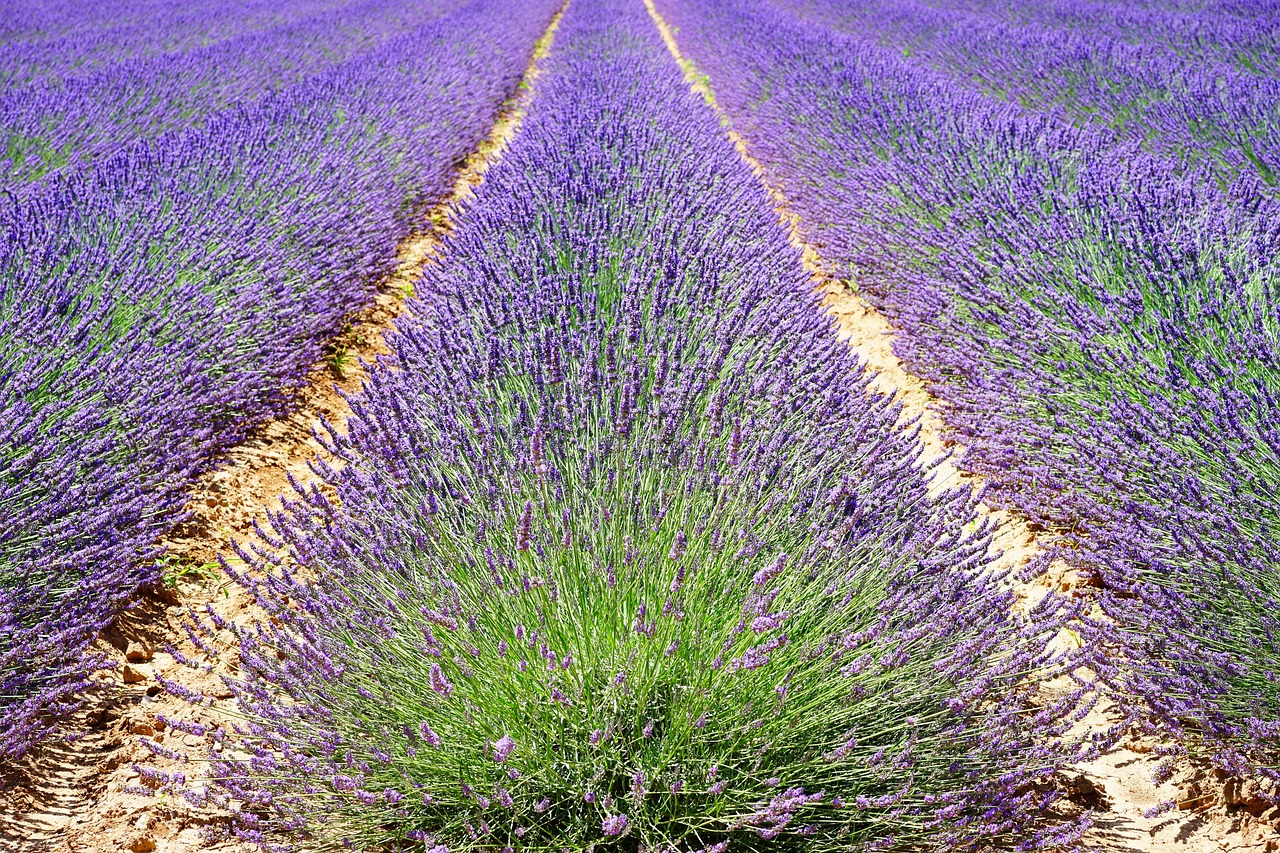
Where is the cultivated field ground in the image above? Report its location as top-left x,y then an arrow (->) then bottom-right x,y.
1,1 -> 1278,851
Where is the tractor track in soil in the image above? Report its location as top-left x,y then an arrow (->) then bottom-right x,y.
0,6 -> 565,852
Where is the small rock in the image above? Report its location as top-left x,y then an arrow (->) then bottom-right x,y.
122,665 -> 147,684
125,641 -> 154,663
127,718 -> 155,736
86,706 -> 119,726
128,837 -> 156,853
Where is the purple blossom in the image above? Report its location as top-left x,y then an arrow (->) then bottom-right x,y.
601,813 -> 629,837
516,500 -> 534,552
419,722 -> 443,748
492,735 -> 515,763
751,553 -> 787,588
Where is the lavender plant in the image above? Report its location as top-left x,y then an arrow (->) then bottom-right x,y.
656,0 -> 1280,783
173,2 -> 1082,849
0,0 -> 559,761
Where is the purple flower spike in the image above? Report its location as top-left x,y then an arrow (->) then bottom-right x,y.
516,500 -> 534,552
429,664 -> 453,697
419,722 -> 443,748
752,553 -> 787,588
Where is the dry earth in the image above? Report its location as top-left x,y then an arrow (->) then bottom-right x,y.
2,2 -> 1277,851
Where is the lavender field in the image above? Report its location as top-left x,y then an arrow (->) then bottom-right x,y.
0,0 -> 1276,851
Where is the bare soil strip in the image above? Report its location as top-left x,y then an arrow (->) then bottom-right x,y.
0,8 -> 565,852
642,2 -> 1277,851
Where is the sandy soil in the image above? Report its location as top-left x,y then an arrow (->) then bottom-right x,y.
642,1 -> 1280,850
0,8 -> 564,852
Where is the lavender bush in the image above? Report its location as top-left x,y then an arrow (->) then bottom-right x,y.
173,2 -> 1083,849
0,0 -> 559,761
656,0 -> 1280,783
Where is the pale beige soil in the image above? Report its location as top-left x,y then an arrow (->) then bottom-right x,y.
0,8 -> 564,852
643,1 -> 1280,850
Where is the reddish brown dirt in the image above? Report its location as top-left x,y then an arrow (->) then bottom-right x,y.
643,1 -> 1280,850
0,9 -> 564,852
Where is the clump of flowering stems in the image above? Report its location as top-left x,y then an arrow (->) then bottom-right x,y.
0,0 -> 559,761
0,0 -> 472,190
656,0 -> 1280,786
172,1 -> 1085,849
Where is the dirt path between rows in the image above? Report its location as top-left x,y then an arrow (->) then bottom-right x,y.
0,8 -> 565,852
642,1 -> 1278,851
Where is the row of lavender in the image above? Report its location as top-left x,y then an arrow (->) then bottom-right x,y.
0,0 -> 560,761
656,0 -> 1280,784
0,0 -> 358,87
158,1 -> 1084,849
786,0 -> 1280,187
1,0 -> 470,189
